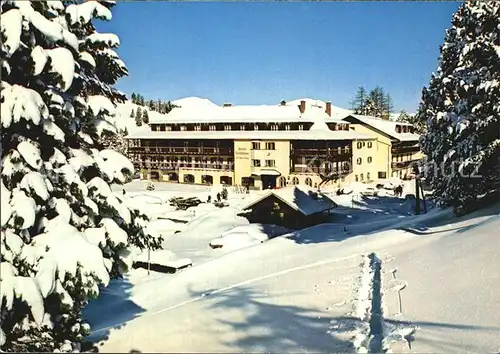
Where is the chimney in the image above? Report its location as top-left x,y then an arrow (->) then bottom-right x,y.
299,100 -> 306,114
223,103 -> 232,107
325,101 -> 332,117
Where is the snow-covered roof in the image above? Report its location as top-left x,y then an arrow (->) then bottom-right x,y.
241,186 -> 338,216
344,114 -> 420,142
148,98 -> 351,125
125,129 -> 373,141
286,98 -> 353,119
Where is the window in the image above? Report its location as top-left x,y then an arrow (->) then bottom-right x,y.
292,177 -> 299,185
378,172 -> 387,179
285,125 -> 291,131
357,142 -> 362,149
160,125 -> 166,131
180,126 -> 187,131
367,157 -> 373,163
224,125 -> 231,131
355,175 -> 359,182
209,125 -> 216,131
252,159 -> 261,167
194,125 -> 201,131
367,141 -> 373,148
298,124 -> 304,131
265,160 -> 275,167
252,142 -> 261,150
254,125 -> 259,131
265,142 -> 276,150
367,172 -> 370,180
270,125 -> 278,131
305,177 -> 313,187
166,125 -> 172,131
360,173 -> 364,181
357,157 -> 362,165
240,125 -> 246,131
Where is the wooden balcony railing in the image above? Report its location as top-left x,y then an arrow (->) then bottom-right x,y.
132,161 -> 234,172
391,158 -> 422,170
392,145 -> 420,154
291,166 -> 351,175
291,148 -> 351,157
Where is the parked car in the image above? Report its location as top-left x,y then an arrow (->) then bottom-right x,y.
361,187 -> 379,197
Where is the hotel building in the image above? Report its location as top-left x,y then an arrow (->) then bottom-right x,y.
126,99 -> 422,189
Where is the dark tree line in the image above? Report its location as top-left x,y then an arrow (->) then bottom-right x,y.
130,92 -> 178,115
350,86 -> 394,119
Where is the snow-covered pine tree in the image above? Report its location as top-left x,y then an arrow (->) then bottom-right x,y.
362,97 -> 379,117
142,109 -> 149,124
0,1 -> 162,351
135,107 -> 142,126
130,108 -> 135,118
416,1 -> 500,212
397,110 -> 413,124
131,92 -> 137,104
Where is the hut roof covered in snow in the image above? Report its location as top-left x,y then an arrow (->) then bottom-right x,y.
241,186 -> 338,217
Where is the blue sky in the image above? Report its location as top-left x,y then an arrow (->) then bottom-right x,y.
97,1 -> 461,113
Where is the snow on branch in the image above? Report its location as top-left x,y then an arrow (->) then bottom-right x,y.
1,83 -> 49,128
1,9 -> 23,57
86,32 -> 120,48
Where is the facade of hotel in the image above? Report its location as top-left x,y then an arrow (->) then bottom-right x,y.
126,99 -> 422,189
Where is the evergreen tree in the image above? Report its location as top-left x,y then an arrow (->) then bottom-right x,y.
135,107 -> 143,126
366,86 -> 386,117
142,109 -> 149,124
382,93 -> 394,119
397,110 -> 413,123
131,92 -> 137,104
0,2 -> 161,350
130,108 -> 135,118
416,1 -> 500,213
148,100 -> 155,111
165,101 -> 178,114
350,86 -> 367,114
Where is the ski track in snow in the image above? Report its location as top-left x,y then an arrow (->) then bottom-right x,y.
345,252 -> 418,353
91,253 -> 362,335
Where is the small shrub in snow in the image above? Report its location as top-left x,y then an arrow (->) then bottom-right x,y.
0,1 -> 162,351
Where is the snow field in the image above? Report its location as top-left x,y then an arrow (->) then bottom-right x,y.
84,181 -> 499,353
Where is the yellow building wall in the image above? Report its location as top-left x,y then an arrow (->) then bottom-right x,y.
234,140 -> 253,186
349,124 -> 393,179
235,140 -> 291,189
349,138 -> 379,183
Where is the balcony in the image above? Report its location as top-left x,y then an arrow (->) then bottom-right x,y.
392,145 -> 421,154
128,146 -> 234,156
291,148 -> 351,159
291,166 -> 351,176
391,158 -> 423,170
133,161 -> 234,172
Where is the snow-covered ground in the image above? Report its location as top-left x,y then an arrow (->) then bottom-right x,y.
84,181 -> 499,353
